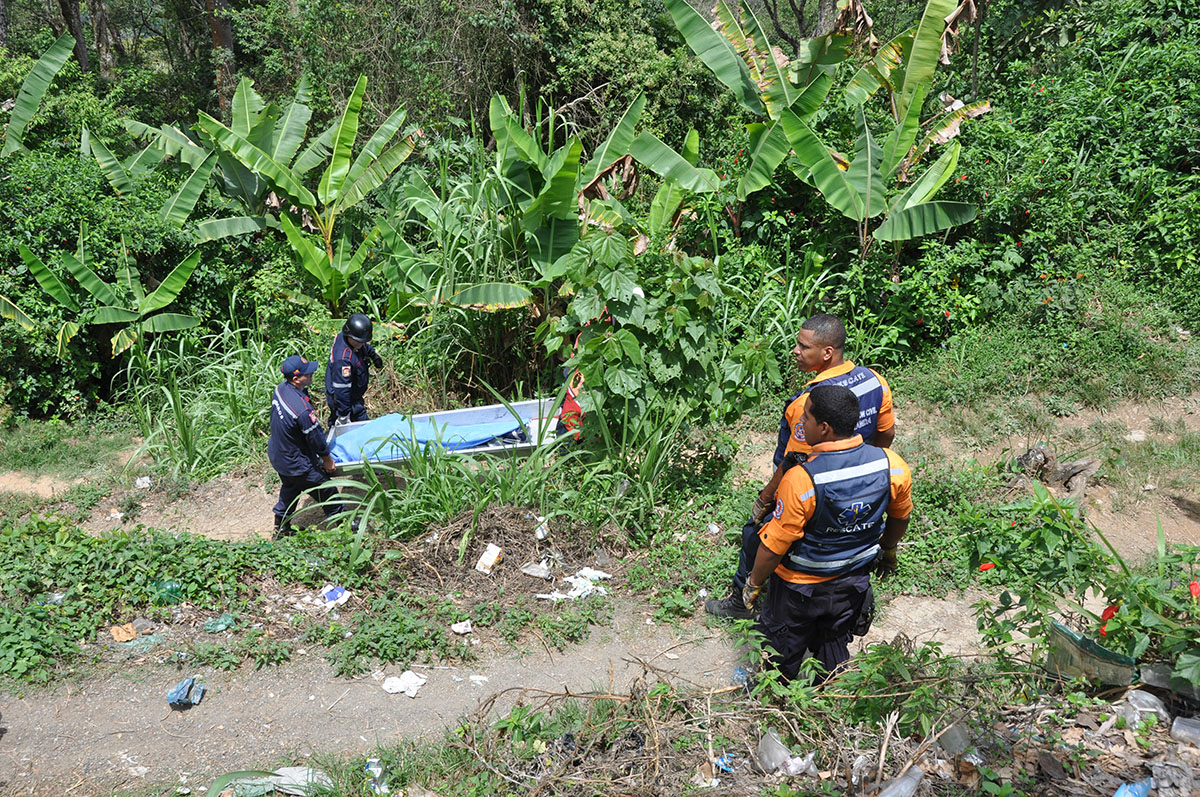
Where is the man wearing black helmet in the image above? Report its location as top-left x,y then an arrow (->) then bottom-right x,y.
325,313 -> 385,426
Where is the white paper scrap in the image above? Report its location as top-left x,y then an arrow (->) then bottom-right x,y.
382,670 -> 427,698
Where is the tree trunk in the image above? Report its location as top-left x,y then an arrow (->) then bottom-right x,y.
204,0 -> 235,114
816,0 -> 837,34
88,0 -> 115,78
108,16 -> 126,58
0,0 -> 9,51
58,0 -> 90,70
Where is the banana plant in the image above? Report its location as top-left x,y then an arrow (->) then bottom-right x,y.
780,104 -> 977,253
487,92 -> 717,274
124,77 -> 329,242
18,228 -> 201,357
195,75 -> 414,310
1,33 -> 75,158
665,0 -> 854,200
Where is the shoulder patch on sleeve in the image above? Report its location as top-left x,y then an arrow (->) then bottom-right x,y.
773,498 -> 784,519
309,411 -> 318,424
341,365 -> 352,378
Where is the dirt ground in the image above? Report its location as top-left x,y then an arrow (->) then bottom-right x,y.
2,397 -> 1198,793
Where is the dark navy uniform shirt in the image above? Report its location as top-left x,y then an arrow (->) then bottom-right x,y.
268,381 -> 331,477
324,332 -> 376,419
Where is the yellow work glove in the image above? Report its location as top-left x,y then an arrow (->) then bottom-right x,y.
876,547 -> 898,577
742,580 -> 765,612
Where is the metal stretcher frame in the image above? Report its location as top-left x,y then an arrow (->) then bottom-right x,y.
325,397 -> 561,471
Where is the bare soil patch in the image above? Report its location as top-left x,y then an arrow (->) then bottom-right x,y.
0,471 -> 80,498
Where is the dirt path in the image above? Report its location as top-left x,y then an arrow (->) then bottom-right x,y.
0,589 -> 982,796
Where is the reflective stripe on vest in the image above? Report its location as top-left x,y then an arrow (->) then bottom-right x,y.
795,366 -> 886,444
782,443 -> 891,578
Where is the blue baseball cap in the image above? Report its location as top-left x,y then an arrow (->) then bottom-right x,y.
280,355 -> 320,377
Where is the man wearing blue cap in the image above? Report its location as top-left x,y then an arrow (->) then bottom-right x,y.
269,354 -> 345,537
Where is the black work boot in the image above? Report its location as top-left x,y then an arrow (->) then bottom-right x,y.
705,587 -> 754,620
273,514 -> 295,539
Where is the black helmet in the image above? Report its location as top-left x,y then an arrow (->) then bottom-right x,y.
343,313 -> 373,343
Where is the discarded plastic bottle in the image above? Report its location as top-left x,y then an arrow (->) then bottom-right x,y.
1113,778 -> 1153,797
153,580 -> 183,605
1170,716 -> 1200,746
876,766 -> 924,797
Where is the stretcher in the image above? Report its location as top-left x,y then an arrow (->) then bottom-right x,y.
326,397 -> 561,470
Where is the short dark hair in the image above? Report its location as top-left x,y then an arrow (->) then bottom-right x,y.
801,314 -> 846,351
807,385 -> 859,437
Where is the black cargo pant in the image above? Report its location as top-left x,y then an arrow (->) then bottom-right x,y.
757,571 -> 873,682
273,469 -> 343,522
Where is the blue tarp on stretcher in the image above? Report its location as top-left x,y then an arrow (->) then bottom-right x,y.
329,412 -> 526,464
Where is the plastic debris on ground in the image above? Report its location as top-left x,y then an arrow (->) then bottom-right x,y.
535,567 -> 611,601
229,767 -> 333,797
755,729 -> 815,775
167,676 -> 205,709
534,516 -> 550,540
319,584 -> 351,611
450,620 -> 473,635
689,760 -> 720,788
203,612 -> 236,633
1171,716 -> 1200,745
936,722 -> 972,756
520,560 -> 553,580
469,675 -> 489,685
706,523 -> 721,535
732,666 -> 750,686
1113,778 -> 1153,797
1124,689 -> 1171,724
382,670 -> 427,697
365,758 -> 389,795
135,475 -> 152,489
119,633 -> 162,654
474,543 -> 503,574
131,617 -> 154,635
850,754 -> 871,787
876,766 -> 924,797
713,753 -> 734,773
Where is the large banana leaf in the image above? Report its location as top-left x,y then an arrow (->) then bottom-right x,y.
124,145 -> 167,178
116,235 -> 144,302
891,140 -> 960,211
231,78 -> 266,137
779,109 -> 864,220
19,245 -> 79,311
127,121 -> 209,168
447,283 -> 533,310
903,99 -> 992,170
110,326 -> 138,356
87,129 -> 134,196
60,252 -> 120,306
842,26 -> 913,107
846,109 -> 887,218
192,215 -> 272,242
737,72 -> 832,200
342,107 -> 407,194
0,295 -> 34,329
790,32 -> 854,86
160,154 -> 218,227
93,306 -> 141,324
292,122 -> 334,176
318,75 -> 367,206
2,33 -> 74,158
197,113 -> 316,208
873,200 -> 976,241
527,218 -> 581,270
580,94 -> 645,186
141,313 -> 201,332
879,83 -> 927,178
281,213 -> 333,287
57,321 -> 81,358
271,85 -> 313,166
141,251 -> 201,314
738,2 -> 794,120
664,0 -> 764,117
245,104 -> 281,152
629,133 -> 719,193
895,0 -> 958,121
650,130 -> 699,234
522,138 -> 582,232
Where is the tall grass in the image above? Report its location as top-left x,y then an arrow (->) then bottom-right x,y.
122,325 -> 286,480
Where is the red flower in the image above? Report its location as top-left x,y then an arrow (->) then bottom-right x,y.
1099,623 -> 1108,636
1190,581 -> 1199,599
1101,605 -> 1118,621
978,562 -> 995,572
